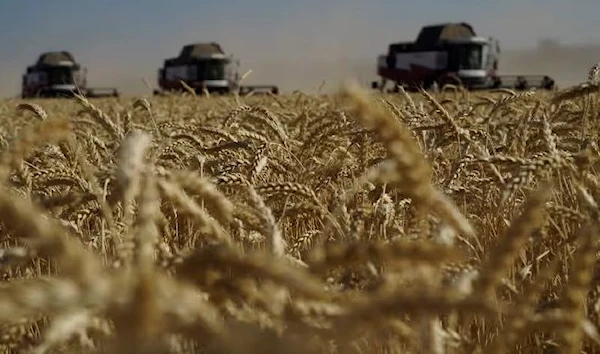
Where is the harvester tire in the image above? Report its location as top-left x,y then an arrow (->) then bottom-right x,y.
541,76 -> 555,90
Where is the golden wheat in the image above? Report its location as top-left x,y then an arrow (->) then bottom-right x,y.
0,72 -> 599,353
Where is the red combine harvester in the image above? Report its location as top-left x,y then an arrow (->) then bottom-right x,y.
154,42 -> 279,96
373,22 -> 556,92
21,51 -> 119,99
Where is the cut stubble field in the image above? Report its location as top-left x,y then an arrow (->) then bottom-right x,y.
0,82 -> 599,353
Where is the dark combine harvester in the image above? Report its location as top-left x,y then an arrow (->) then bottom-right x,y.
154,42 -> 279,96
21,51 -> 119,99
373,22 -> 556,92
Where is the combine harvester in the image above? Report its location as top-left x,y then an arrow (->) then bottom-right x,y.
21,51 -> 120,99
153,42 -> 279,96
373,22 -> 556,92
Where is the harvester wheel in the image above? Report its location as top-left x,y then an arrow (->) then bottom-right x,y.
515,76 -> 527,90
541,76 -> 555,90
423,78 -> 435,91
491,77 -> 502,89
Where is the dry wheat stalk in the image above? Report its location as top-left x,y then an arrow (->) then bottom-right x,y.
0,79 -> 598,353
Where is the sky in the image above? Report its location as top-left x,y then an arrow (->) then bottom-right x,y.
0,0 -> 599,97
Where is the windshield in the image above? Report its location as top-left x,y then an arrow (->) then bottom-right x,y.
456,44 -> 484,70
47,67 -> 76,85
193,59 -> 228,80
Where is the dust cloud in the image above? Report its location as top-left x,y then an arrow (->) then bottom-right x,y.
499,41 -> 600,88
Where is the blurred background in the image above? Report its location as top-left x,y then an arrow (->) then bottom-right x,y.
0,0 -> 598,97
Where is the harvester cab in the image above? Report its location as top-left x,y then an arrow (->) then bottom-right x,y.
373,23 -> 555,92
438,36 -> 501,88
154,42 -> 279,96
22,51 -> 83,98
21,51 -> 120,99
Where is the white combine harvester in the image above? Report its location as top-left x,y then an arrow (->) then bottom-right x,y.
154,42 -> 279,96
373,22 -> 556,92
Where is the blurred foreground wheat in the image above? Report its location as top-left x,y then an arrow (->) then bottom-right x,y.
0,78 -> 599,353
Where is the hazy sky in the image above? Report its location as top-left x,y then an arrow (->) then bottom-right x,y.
0,0 -> 599,97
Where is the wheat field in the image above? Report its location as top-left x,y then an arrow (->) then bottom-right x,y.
0,77 -> 599,353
